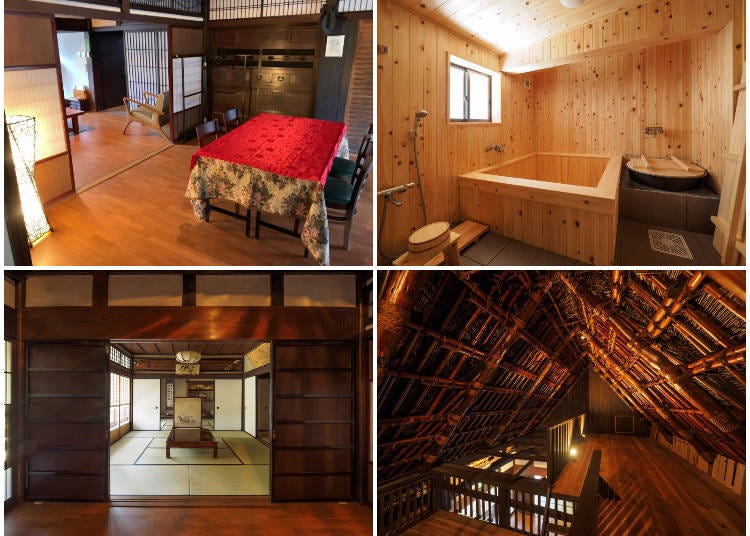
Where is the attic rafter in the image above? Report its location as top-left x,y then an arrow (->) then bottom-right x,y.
563,273 -> 744,460
419,275 -> 555,467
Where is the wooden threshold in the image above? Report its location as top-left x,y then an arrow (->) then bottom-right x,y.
110,495 -> 271,507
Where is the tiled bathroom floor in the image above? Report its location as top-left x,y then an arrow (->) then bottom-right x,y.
615,218 -> 721,265
461,232 -> 588,266
110,429 -> 269,495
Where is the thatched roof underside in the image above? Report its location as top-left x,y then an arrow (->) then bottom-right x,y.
377,271 -> 746,484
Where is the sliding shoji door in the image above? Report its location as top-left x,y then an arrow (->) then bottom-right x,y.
123,30 -> 170,138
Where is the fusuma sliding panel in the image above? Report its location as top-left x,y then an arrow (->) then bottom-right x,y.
272,344 -> 354,501
26,343 -> 108,501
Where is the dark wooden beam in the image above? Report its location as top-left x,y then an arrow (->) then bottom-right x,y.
92,273 -> 109,307
21,306 -> 358,341
182,272 -> 196,306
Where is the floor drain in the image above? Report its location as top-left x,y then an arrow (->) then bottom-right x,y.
648,229 -> 693,259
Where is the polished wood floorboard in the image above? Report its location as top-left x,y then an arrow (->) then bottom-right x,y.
32,144 -> 373,266
591,434 -> 744,536
403,510 -> 519,536
70,106 -> 170,190
4,501 -> 372,535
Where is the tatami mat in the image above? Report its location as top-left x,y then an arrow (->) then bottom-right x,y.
110,437 -> 153,465
110,465 -> 190,495
224,437 -> 270,465
110,430 -> 270,496
136,447 -> 241,465
189,465 -> 269,495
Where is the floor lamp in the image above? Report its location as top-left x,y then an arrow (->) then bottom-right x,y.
6,115 -> 52,246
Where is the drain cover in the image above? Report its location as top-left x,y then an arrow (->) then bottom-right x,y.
648,229 -> 693,259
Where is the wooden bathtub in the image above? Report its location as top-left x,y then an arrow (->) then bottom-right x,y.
459,152 -> 621,265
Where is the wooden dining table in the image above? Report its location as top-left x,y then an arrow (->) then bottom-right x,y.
185,113 -> 346,265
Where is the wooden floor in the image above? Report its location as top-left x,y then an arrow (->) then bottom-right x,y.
589,434 -> 744,536
70,106 -> 169,190
32,144 -> 373,266
403,510 -> 520,535
4,501 -> 372,535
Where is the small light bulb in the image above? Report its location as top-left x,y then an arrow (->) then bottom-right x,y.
570,447 -> 578,457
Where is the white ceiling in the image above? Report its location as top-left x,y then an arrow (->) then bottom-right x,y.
393,0 -> 646,54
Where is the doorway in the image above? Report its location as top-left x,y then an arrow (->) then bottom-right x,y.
91,32 -> 126,110
109,340 -> 271,498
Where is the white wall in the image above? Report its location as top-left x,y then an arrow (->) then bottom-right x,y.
244,376 -> 257,436
57,32 -> 89,98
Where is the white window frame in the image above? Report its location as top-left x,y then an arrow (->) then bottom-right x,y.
448,54 -> 501,123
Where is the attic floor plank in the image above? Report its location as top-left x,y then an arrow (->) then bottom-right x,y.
402,510 -> 520,535
31,144 -> 372,266
4,501 -> 372,535
591,434 -> 744,536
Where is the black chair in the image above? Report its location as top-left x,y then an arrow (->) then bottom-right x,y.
196,119 -> 219,147
322,134 -> 374,250
197,119 -> 251,235
222,108 -> 240,133
329,123 -> 373,180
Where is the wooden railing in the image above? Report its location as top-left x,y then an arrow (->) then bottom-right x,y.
378,452 -> 600,536
377,473 -> 435,536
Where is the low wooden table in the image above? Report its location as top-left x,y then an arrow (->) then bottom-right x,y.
65,107 -> 86,134
166,428 -> 218,458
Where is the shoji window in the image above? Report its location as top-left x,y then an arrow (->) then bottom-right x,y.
123,31 -> 169,109
209,0 -> 371,21
173,56 -> 203,113
4,69 -> 67,159
3,341 -> 12,502
110,374 -> 131,441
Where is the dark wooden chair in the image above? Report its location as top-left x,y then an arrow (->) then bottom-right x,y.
256,133 -> 373,255
329,123 -> 373,181
197,118 -> 251,235
323,134 -> 374,250
196,119 -> 219,147
223,108 -> 240,133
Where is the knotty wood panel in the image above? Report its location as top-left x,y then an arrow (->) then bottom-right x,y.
532,32 -> 733,193
272,344 -> 355,501
501,0 -> 739,73
25,343 -> 108,502
378,0 -> 535,259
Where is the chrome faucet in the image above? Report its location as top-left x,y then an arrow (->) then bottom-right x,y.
643,126 -> 664,137
486,143 -> 505,153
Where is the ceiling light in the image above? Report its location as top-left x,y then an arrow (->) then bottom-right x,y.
176,350 -> 202,363
561,0 -> 585,7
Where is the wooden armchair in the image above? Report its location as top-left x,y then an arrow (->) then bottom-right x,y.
122,91 -> 170,141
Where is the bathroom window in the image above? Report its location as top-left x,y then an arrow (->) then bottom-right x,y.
449,55 -> 500,123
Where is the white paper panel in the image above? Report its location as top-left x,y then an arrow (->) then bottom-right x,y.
284,274 -> 356,307
4,279 -> 15,309
108,274 -> 182,306
26,275 -> 93,307
4,69 -> 66,160
173,56 -> 203,112
196,274 -> 270,306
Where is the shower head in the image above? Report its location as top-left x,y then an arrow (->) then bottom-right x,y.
413,110 -> 429,134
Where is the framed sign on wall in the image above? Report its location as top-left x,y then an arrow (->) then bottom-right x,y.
166,379 -> 174,409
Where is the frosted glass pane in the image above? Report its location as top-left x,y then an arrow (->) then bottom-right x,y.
469,71 -> 490,121
449,66 -> 465,120
26,275 -> 93,306
196,275 -> 270,306
108,274 -> 182,306
284,275 -> 356,307
4,69 -> 66,159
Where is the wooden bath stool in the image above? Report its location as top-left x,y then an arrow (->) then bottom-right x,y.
394,220 -> 489,266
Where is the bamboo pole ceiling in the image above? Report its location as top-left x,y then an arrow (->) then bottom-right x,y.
377,270 -> 746,484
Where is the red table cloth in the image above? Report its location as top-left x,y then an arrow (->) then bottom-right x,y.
189,113 -> 346,186
186,114 -> 346,265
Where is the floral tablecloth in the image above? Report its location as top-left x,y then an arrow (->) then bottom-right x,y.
185,113 -> 346,265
